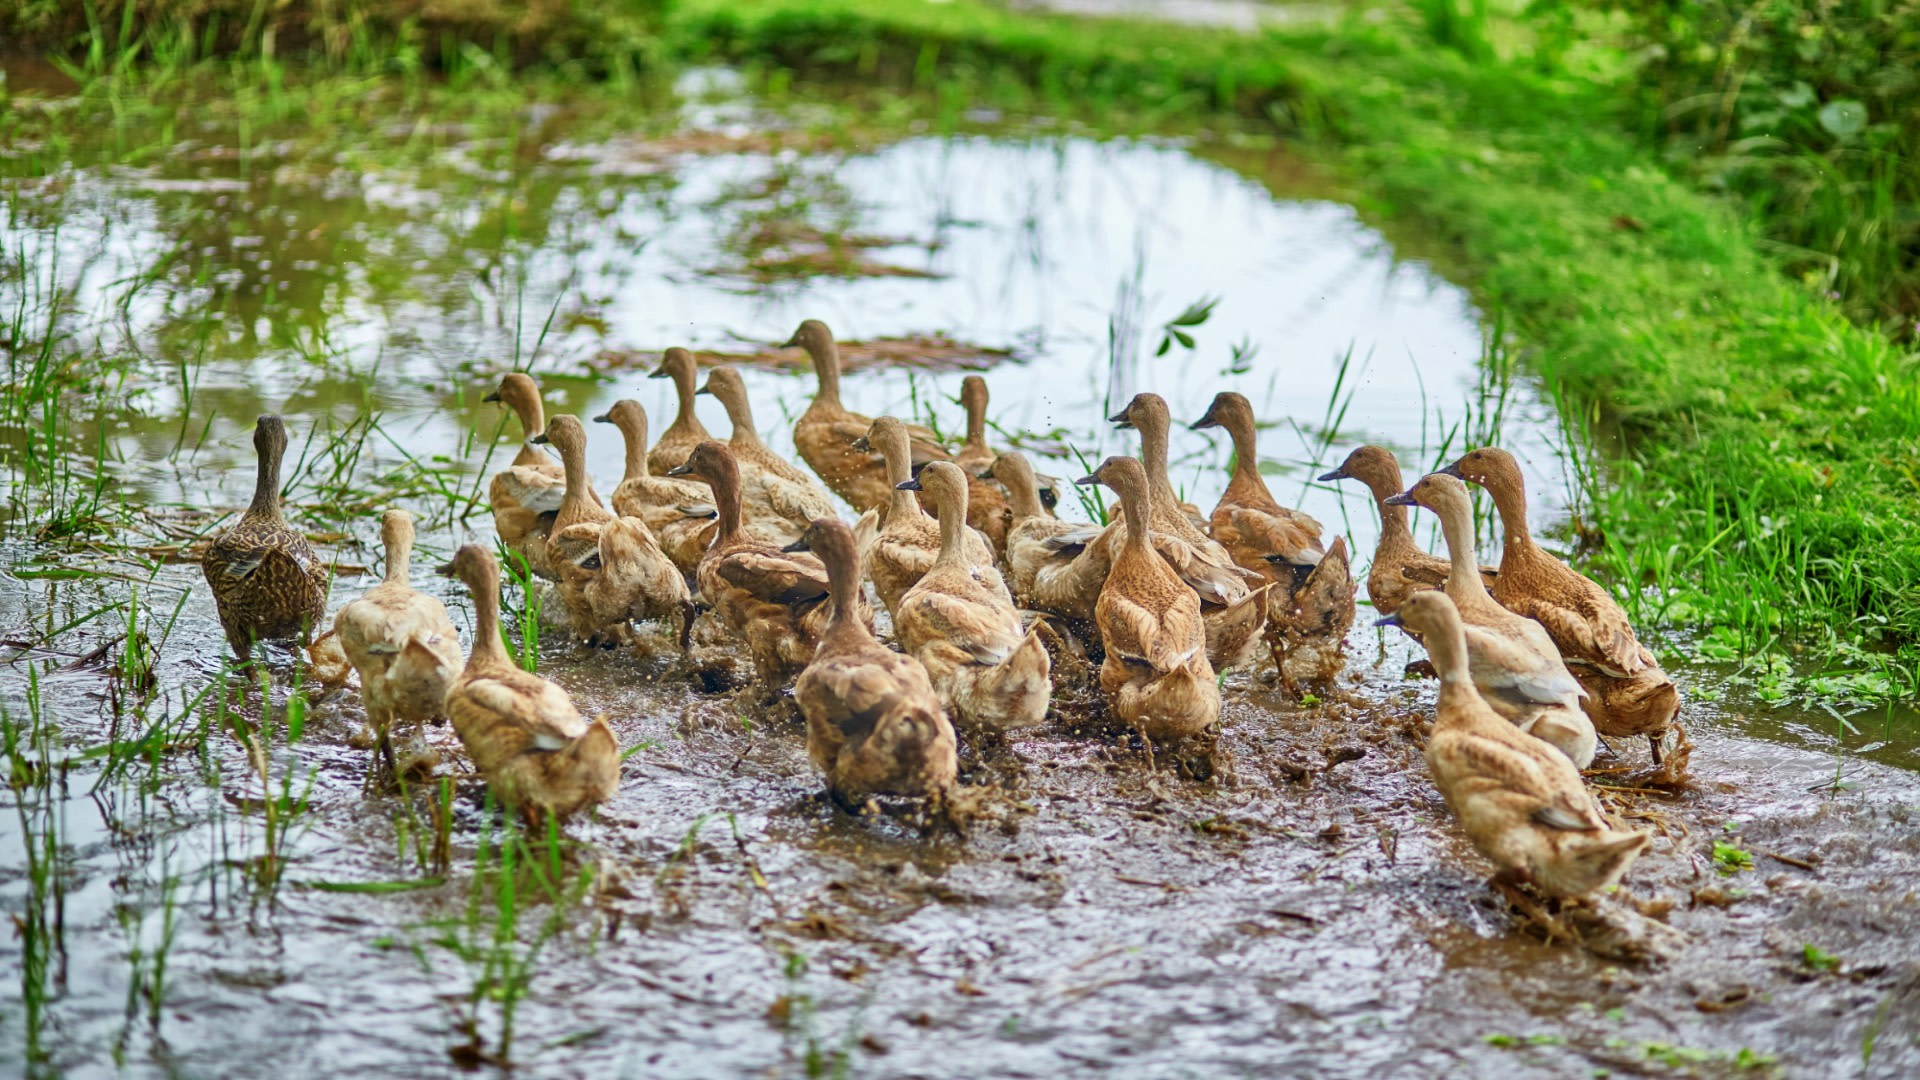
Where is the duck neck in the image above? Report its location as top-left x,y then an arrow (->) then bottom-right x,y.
1224,415 -> 1270,499
1434,498 -> 1489,605
809,342 -> 842,412
1003,468 -> 1044,520
248,436 -> 284,519
1118,484 -> 1154,558
1370,477 -> 1415,553
822,545 -> 868,644
465,562 -> 511,669
1428,618 -> 1476,713
558,442 -> 595,514
1139,422 -> 1179,509
1488,478 -> 1533,558
884,436 -> 923,522
513,394 -> 545,446
932,487 -> 970,569
963,401 -> 988,456
667,365 -> 708,440
710,469 -> 745,542
383,532 -> 411,585
720,391 -> 766,451
616,417 -> 649,482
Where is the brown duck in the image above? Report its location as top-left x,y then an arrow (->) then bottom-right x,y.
203,415 -> 330,658
645,346 -> 713,477
788,517 -> 958,806
594,399 -> 718,579
670,442 -> 870,688
1442,448 -> 1681,761
698,364 -> 839,543
1381,591 -> 1649,897
787,319 -> 950,513
895,462 -> 1052,734
439,545 -> 619,825
1079,456 -> 1220,745
951,375 -> 1013,561
1319,444 -> 1495,615
484,372 -> 569,580
330,509 -> 463,775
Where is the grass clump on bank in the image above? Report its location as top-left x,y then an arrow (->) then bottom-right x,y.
671,0 -> 1920,675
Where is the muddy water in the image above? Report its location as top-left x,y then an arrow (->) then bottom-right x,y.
3,75 -> 1920,1076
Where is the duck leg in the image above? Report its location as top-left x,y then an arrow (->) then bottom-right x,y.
678,600 -> 698,654
1647,731 -> 1664,765
1133,722 -> 1157,772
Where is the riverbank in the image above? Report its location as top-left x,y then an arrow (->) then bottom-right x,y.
668,0 -> 1920,685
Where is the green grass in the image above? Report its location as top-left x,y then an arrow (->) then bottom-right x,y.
666,0 -> 1920,679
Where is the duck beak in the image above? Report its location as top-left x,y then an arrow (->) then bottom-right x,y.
695,382 -> 712,396
1383,491 -> 1417,506
592,413 -> 610,424
1373,612 -> 1404,629
780,537 -> 811,553
665,464 -> 692,477
530,432 -> 551,445
1437,460 -> 1466,480
850,436 -> 871,452
1317,467 -> 1348,482
1108,408 -> 1133,428
781,331 -> 802,348
481,391 -> 501,403
896,478 -> 923,491
971,463 -> 996,479
647,365 -> 668,379
1074,474 -> 1099,487
1188,411 -> 1217,431
435,560 -> 457,577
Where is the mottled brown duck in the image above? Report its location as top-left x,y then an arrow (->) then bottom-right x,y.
788,517 -> 957,806
645,346 -> 713,477
439,545 -> 619,825
786,319 -> 949,513
203,414 -> 330,658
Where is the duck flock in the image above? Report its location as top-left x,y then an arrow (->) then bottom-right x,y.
202,318 -> 1684,903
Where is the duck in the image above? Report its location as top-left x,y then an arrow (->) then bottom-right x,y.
553,515 -> 696,652
950,375 -> 1013,560
484,372 -> 571,580
1441,448 -> 1681,761
645,347 -> 713,477
787,517 -> 958,805
1263,536 -> 1354,696
1077,456 -> 1220,745
594,399 -> 718,578
1385,474 -> 1597,767
330,509 -> 463,776
698,365 -> 840,544
991,451 -> 1109,622
786,319 -> 950,513
1107,392 -> 1268,672
203,414 -> 331,658
669,442 -> 869,687
527,415 -> 622,641
1187,391 -> 1354,684
1380,590 -> 1650,897
1189,391 -> 1326,577
894,462 -> 1052,733
438,545 -> 619,824
1318,444 -> 1496,615
859,416 -> 997,623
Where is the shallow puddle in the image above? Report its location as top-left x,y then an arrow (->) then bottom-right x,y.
2,72 -> 1918,1076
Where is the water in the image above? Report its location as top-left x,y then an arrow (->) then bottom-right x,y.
2,72 -> 1918,1077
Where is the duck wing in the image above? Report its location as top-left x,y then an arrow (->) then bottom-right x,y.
1510,587 -> 1647,678
463,671 -> 590,749
717,548 -> 833,606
